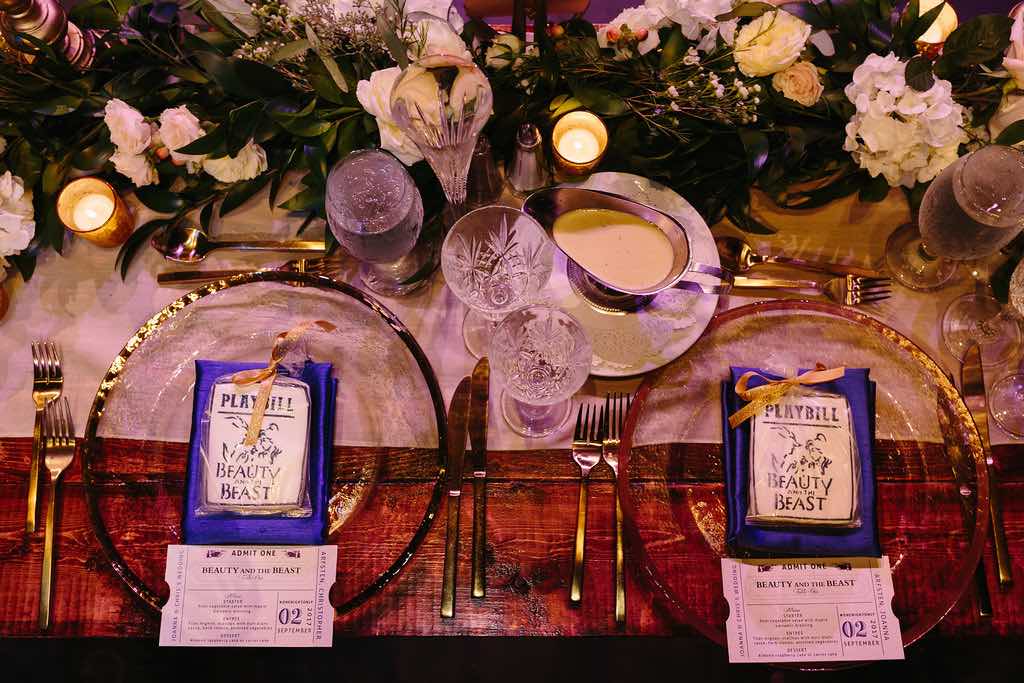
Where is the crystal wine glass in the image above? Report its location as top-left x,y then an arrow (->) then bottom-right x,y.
325,149 -> 425,297
390,54 -> 493,221
490,304 -> 593,438
885,145 -> 1024,292
989,258 -> 1024,437
441,205 -> 554,357
926,146 -> 1024,363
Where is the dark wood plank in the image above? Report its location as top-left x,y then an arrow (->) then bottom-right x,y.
1,437 -> 1022,640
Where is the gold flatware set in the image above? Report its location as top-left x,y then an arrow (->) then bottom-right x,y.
25,340 -> 74,631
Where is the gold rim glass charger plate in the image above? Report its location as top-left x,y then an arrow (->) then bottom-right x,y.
617,300 -> 989,669
81,271 -> 448,615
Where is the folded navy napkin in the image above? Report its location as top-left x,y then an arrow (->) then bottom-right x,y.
722,366 -> 881,557
183,360 -> 336,545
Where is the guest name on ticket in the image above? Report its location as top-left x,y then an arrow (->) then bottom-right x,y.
159,545 -> 337,647
721,556 -> 904,663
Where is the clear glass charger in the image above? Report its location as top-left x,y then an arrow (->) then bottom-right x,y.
617,300 -> 989,669
81,272 -> 447,615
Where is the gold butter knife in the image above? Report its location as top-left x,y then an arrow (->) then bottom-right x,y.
468,358 -> 490,600
440,377 -> 472,618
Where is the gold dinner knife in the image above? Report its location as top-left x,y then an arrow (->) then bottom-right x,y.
440,377 -> 472,618
936,386 -> 992,617
962,343 -> 1013,589
468,358 -> 490,599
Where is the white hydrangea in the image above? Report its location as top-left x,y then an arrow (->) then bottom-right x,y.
0,171 -> 35,258
645,0 -> 736,51
843,52 -> 966,188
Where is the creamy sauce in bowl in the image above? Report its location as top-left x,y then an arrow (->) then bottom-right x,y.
552,208 -> 675,291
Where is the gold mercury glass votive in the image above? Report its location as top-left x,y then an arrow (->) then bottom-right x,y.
551,111 -> 608,179
56,177 -> 134,247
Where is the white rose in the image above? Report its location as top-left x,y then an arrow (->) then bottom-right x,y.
158,106 -> 205,171
356,67 -> 424,166
104,99 -> 152,156
391,64 -> 443,125
409,15 -> 472,61
110,150 -> 158,187
202,141 -> 268,183
734,10 -> 812,77
990,94 -> 1024,143
485,34 -> 522,70
598,6 -> 668,60
0,171 -> 34,257
771,60 -> 823,106
1004,12 -> 1024,86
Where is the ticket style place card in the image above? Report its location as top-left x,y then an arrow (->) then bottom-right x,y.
721,557 -> 904,664
159,545 -> 337,647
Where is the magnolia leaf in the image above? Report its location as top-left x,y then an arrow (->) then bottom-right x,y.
221,172 -> 272,216
134,186 -> 187,214
176,125 -> 228,156
715,2 -> 775,22
203,0 -> 260,37
995,120 -> 1024,146
940,15 -> 1014,68
738,129 -> 770,181
659,26 -> 685,68
117,219 -> 171,280
9,139 -> 43,188
858,174 -> 890,202
306,51 -> 347,104
549,94 -> 570,111
570,85 -> 627,116
905,55 -> 935,92
278,186 -> 323,212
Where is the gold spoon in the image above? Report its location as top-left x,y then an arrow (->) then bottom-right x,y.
715,235 -> 883,278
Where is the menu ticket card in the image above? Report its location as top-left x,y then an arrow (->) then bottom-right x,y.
721,557 -> 904,663
159,545 -> 337,647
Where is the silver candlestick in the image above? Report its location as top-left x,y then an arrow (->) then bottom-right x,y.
0,0 -> 94,69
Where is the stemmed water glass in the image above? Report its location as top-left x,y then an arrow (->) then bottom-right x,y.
490,304 -> 593,438
886,145 -> 1024,294
441,206 -> 554,357
390,54 -> 493,221
325,149 -> 426,297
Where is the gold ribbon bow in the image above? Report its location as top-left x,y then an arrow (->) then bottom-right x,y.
727,365 -> 846,429
231,320 -> 336,446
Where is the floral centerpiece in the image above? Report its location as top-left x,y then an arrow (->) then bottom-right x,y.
0,0 -> 1022,298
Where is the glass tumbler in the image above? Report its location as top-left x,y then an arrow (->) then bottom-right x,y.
325,149 -> 425,297
490,304 -> 593,438
441,205 -> 554,357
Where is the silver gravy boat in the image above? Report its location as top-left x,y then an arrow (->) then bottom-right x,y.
522,187 -> 733,311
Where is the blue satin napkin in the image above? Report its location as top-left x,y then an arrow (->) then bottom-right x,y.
182,360 -> 336,545
722,366 -> 881,557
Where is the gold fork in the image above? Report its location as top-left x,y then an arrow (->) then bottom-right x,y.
155,254 -> 345,286
570,404 -> 603,604
27,341 -> 62,533
602,392 -> 631,626
732,275 -> 892,306
39,397 -> 74,631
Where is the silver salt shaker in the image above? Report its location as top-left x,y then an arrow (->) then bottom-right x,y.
507,123 -> 549,196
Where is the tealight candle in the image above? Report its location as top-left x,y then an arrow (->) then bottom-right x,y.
917,0 -> 958,47
56,177 -> 133,247
72,193 -> 114,232
551,111 -> 608,178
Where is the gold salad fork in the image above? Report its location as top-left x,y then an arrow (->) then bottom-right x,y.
602,392 -> 631,626
570,404 -> 603,603
27,341 -> 62,533
732,275 -> 892,306
39,397 -> 74,630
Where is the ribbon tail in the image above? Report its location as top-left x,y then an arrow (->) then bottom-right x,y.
244,374 -> 277,446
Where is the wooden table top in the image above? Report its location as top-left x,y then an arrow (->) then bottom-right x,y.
1,435 -> 1021,643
